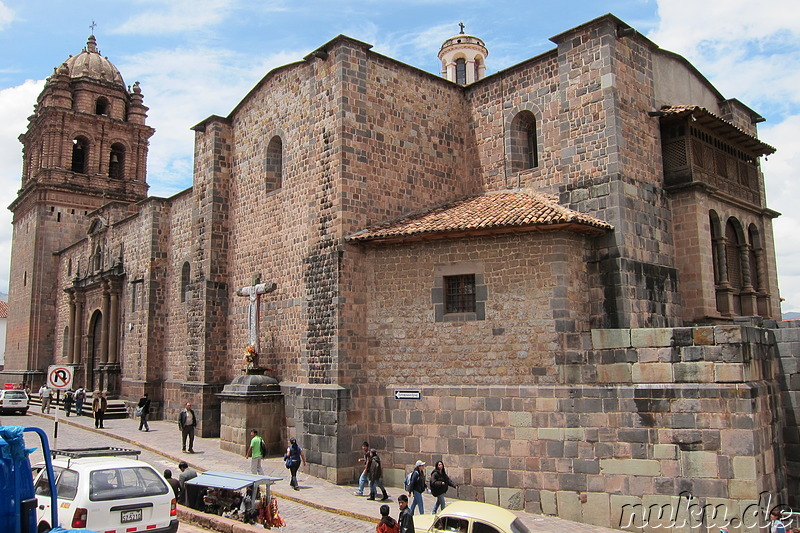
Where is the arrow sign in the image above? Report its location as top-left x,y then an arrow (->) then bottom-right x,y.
47,365 -> 74,390
394,390 -> 421,400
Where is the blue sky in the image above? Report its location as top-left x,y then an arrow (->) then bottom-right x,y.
1,0 -> 799,312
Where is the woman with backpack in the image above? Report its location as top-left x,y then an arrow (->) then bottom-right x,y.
407,460 -> 426,515
284,437 -> 306,490
430,460 -> 458,513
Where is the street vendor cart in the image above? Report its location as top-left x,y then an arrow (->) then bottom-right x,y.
184,471 -> 284,527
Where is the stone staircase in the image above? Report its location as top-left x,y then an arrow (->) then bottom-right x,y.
28,395 -> 130,419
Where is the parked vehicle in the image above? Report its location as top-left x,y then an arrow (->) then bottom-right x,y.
32,447 -> 178,533
413,501 -> 530,533
0,389 -> 29,415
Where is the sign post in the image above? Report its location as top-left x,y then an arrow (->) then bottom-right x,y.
47,365 -> 74,448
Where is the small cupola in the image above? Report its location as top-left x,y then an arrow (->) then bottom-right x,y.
438,23 -> 488,85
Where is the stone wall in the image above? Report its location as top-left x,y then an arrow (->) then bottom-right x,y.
775,320 -> 800,509
344,324 -> 786,532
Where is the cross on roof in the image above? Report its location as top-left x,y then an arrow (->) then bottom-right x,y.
90,20 -> 97,34
459,22 -> 465,34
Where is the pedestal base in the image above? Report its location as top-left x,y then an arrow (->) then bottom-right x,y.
218,372 -> 284,456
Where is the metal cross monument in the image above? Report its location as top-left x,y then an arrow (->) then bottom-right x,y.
236,279 -> 276,353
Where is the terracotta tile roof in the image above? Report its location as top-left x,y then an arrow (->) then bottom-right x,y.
0,300 -> 8,318
346,190 -> 613,244
655,105 -> 776,156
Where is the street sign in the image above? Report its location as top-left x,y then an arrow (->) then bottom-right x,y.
47,365 -> 74,390
394,390 -> 421,400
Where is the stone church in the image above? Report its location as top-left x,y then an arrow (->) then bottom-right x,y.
4,13 -> 799,530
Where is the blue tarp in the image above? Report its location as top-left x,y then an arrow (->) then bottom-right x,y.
185,471 -> 282,491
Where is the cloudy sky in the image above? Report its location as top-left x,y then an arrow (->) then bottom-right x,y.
0,0 -> 798,312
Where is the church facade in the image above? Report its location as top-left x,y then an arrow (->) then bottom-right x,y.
4,14 -> 798,530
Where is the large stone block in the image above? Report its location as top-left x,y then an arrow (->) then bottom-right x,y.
592,329 -> 632,349
600,458 -> 661,476
631,328 -> 673,347
681,451 -> 718,478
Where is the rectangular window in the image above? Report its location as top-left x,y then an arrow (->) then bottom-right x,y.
445,274 -> 476,313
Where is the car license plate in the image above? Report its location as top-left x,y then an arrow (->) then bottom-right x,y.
9,401 -> 20,405
121,509 -> 142,523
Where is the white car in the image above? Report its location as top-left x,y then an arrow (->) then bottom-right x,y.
33,448 -> 178,533
0,389 -> 29,414
413,501 -> 530,533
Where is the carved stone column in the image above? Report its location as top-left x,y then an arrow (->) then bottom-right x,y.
73,292 -> 85,364
67,291 -> 76,363
109,282 -> 120,364
100,281 -> 110,364
739,244 -> 757,315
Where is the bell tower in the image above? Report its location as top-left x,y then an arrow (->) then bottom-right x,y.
2,35 -> 154,386
438,23 -> 489,85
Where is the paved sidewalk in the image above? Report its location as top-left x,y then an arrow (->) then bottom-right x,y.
33,410 -> 619,533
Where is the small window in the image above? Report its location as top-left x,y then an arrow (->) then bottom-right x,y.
509,111 -> 539,172
445,274 -> 476,313
90,467 -> 169,501
265,136 -> 283,191
95,97 -> 109,115
433,516 -> 470,532
181,262 -> 190,303
56,469 -> 80,500
455,58 -> 467,85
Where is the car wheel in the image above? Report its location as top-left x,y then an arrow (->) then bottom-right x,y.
37,521 -> 50,533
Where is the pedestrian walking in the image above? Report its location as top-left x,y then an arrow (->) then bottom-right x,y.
367,449 -> 389,501
430,460 -> 458,513
283,437 -> 306,490
92,390 -> 107,428
63,389 -> 74,416
770,508 -> 788,533
398,494 -> 415,533
178,402 -> 197,453
39,384 -> 52,414
164,469 -> 181,500
377,504 -> 399,533
407,460 -> 426,515
246,429 -> 266,475
137,393 -> 151,431
354,440 -> 370,496
74,386 -> 86,416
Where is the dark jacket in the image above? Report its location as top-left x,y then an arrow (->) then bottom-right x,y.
409,469 -> 426,493
398,508 -> 414,533
430,469 -> 456,497
137,397 -> 151,415
367,455 -> 383,482
178,408 -> 197,429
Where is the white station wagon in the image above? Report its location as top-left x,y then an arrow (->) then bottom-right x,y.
33,448 -> 178,533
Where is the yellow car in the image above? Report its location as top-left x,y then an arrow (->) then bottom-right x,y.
413,501 -> 530,533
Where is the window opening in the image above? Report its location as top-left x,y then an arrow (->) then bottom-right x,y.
455,58 -> 466,85
71,137 -> 88,173
510,111 -> 538,172
445,274 -> 476,313
181,262 -> 191,303
109,143 -> 125,179
265,136 -> 283,191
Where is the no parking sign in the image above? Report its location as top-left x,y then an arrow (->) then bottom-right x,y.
47,365 -> 74,390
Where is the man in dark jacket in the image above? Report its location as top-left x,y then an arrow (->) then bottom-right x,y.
137,393 -> 151,431
178,402 -> 197,453
398,494 -> 414,533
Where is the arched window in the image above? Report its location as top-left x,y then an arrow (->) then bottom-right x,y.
93,245 -> 102,272
748,225 -> 762,291
71,137 -> 89,173
109,143 -> 125,179
473,57 -> 483,82
265,136 -> 283,192
509,111 -> 539,173
95,97 -> 109,115
455,58 -> 466,85
725,218 -> 745,315
181,262 -> 191,303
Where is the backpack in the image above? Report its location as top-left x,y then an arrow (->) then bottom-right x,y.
75,389 -> 85,401
260,437 -> 267,457
404,470 -> 414,492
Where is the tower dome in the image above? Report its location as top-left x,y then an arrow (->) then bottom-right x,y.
62,35 -> 125,87
438,23 -> 488,85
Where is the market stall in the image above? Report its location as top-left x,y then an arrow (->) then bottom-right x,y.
184,471 -> 285,527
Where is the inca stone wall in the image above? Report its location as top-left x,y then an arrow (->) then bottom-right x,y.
352,324 -> 785,532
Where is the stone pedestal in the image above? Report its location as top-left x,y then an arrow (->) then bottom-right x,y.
96,363 -> 121,397
218,371 -> 284,456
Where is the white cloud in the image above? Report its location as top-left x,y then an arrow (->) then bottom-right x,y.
114,0 -> 237,35
0,79 -> 44,292
118,45 -> 304,196
0,2 -> 13,31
